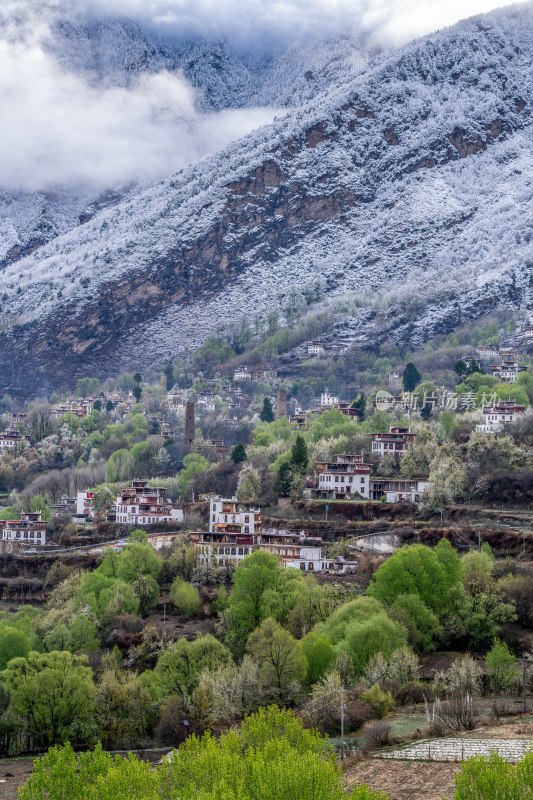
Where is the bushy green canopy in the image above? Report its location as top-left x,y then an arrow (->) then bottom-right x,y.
20,707 -> 387,800
368,542 -> 461,614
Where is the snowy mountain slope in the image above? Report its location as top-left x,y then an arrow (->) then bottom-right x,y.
49,17 -> 260,110
48,13 -> 372,111
2,5 -> 533,393
0,3 -> 373,265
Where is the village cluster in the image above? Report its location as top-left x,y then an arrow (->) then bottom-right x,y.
0,316 -> 532,574
0,396 -> 526,568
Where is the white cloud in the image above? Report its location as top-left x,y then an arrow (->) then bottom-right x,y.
0,36 -> 276,192
0,0 -> 522,193
69,0 -> 521,47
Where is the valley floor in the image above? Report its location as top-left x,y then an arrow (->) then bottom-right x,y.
345,759 -> 460,800
345,715 -> 533,800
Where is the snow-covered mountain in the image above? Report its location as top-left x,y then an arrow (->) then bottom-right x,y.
48,14 -> 371,111
0,2 -> 372,266
2,4 -> 533,394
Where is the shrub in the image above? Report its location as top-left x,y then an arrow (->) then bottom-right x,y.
395,682 -> 432,706
361,684 -> 395,719
361,721 -> 392,752
434,655 -> 483,696
170,579 -> 202,618
16,687 -> 385,800
425,695 -> 480,732
157,696 -> 189,746
453,751 -> 532,799
345,700 -> 374,732
485,638 -> 518,693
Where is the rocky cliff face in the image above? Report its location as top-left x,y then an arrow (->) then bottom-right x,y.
2,6 -> 533,394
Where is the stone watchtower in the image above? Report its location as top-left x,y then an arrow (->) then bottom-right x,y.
276,389 -> 287,419
184,402 -> 195,450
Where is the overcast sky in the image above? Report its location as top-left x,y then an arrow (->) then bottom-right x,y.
73,0 -> 520,46
0,0 -> 524,194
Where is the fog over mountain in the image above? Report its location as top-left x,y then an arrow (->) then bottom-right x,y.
0,0 -> 519,193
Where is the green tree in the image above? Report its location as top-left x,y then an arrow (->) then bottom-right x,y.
368,543 -> 461,615
2,651 -> 95,748
447,580 -> 516,650
247,618 -> 307,702
98,547 -> 120,578
277,461 -> 293,496
300,632 -> 335,685
164,363 -> 175,391
287,577 -> 339,638
315,596 -> 386,645
351,392 -> 366,419
43,624 -> 71,652
462,548 -> 494,578
91,486 -> 115,517
170,579 -> 202,618
76,377 -> 100,397
162,541 -> 199,583
117,542 -> 161,583
177,453 -> 209,498
154,635 -> 232,697
226,551 -> 280,652
260,568 -> 306,626
402,362 -> 421,392
485,638 -> 517,693
75,572 -> 140,623
69,617 -> 100,652
213,584 -> 228,614
345,615 -> 407,677
106,448 -> 132,483
439,410 -> 456,438
435,538 -> 463,587
28,493 -> 51,521
290,434 -> 309,474
231,442 -> 247,464
389,594 -> 441,651
133,573 -> 160,616
454,360 -> 468,380
236,463 -> 262,501
96,667 -> 154,749
0,625 -> 31,670
260,397 -> 275,422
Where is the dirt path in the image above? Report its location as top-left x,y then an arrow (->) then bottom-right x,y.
0,756 -> 35,800
345,759 -> 460,800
